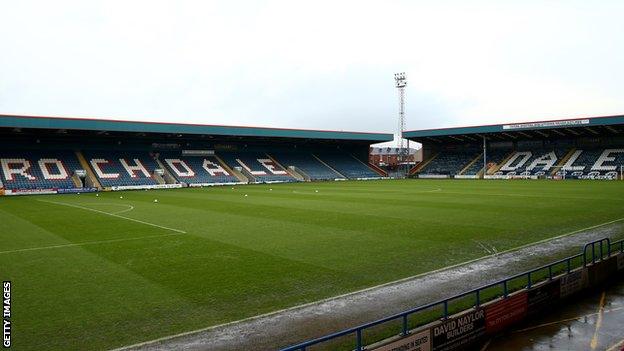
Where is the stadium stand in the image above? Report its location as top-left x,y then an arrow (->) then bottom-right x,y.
0,115 -> 393,195
412,146 -> 624,179
404,115 -> 624,180
0,150 -> 82,190
314,152 -> 380,179
217,152 -> 297,183
419,149 -> 481,176
271,152 -> 345,180
83,151 -> 159,187
160,154 -> 240,185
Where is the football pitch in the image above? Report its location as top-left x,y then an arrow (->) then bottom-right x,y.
1,179 -> 623,350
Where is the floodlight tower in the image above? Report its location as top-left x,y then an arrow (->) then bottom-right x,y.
394,72 -> 408,176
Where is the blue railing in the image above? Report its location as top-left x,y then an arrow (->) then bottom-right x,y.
281,238 -> 624,351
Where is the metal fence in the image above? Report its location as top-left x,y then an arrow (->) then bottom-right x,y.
281,237 -> 624,351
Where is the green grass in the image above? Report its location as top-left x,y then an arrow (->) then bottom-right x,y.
1,179 -> 623,350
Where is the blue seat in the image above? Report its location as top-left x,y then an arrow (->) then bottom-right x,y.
314,152 -> 379,179
419,150 -> 480,176
271,152 -> 343,180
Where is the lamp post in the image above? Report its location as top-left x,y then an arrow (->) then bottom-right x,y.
394,72 -> 407,177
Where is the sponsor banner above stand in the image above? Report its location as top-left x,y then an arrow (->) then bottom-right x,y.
432,309 -> 485,351
111,184 -> 183,191
182,149 -> 215,156
485,292 -> 528,334
527,279 -> 560,316
618,254 -> 624,271
560,269 -> 589,298
372,329 -> 431,351
502,119 -> 590,130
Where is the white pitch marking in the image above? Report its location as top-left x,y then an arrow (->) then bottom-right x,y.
111,215 -> 624,351
70,202 -> 135,215
423,188 -> 442,193
472,240 -> 493,254
36,199 -> 186,234
0,233 -> 180,255
112,205 -> 135,215
489,243 -> 499,255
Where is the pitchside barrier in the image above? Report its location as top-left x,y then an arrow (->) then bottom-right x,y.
281,238 -> 624,351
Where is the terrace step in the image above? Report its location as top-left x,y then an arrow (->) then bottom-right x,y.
75,150 -> 101,189
551,148 -> 576,176
266,153 -> 304,181
154,158 -> 178,184
487,150 -> 515,175
311,153 -> 347,178
214,154 -> 248,183
459,152 -> 483,175
409,152 -> 438,175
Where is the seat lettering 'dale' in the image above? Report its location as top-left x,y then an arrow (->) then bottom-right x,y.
203,159 -> 230,176
257,159 -> 288,175
235,159 -> 267,176
164,159 -> 195,178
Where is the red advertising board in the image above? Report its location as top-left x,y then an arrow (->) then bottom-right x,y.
485,292 -> 528,333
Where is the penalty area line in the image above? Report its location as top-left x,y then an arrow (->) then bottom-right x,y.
36,199 -> 186,234
111,216 -> 624,351
0,233 -> 181,255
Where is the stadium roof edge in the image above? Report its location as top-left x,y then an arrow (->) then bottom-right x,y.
0,114 -> 393,142
403,114 -> 624,139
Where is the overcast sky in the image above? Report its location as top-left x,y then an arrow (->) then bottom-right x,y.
1,0 -> 623,143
